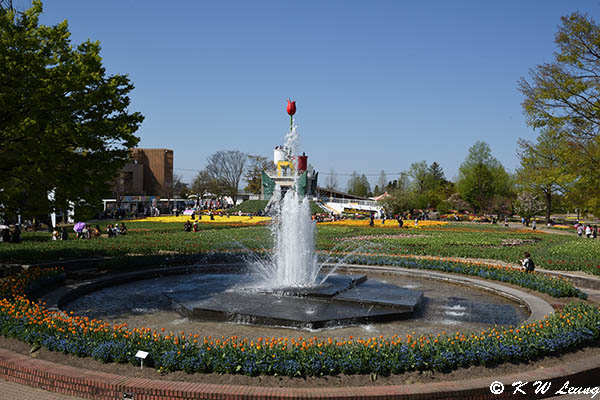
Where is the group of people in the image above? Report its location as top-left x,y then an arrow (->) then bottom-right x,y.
576,224 -> 598,239
0,224 -> 21,243
183,220 -> 201,232
51,223 -> 127,240
51,226 -> 71,240
106,223 -> 127,237
366,213 -> 415,228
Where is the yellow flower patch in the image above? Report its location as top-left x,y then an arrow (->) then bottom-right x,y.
129,215 -> 271,224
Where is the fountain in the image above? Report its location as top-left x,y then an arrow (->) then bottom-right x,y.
58,94 -> 530,332
162,101 -> 424,329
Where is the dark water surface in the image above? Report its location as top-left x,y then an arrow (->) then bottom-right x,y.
64,271 -> 529,339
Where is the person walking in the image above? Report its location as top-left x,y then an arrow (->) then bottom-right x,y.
532,220 -> 537,231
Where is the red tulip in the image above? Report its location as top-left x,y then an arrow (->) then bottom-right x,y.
287,99 -> 296,116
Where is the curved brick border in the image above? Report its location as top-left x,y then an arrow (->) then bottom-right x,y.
0,348 -> 598,399
3,262 -> 598,399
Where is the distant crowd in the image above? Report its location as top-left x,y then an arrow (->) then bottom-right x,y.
50,223 -> 127,240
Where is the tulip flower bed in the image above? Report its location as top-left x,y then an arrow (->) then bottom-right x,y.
129,215 -> 271,224
316,225 -> 600,276
319,219 -> 448,228
318,253 -> 587,299
0,269 -> 598,377
0,267 -> 64,299
2,222 -> 600,275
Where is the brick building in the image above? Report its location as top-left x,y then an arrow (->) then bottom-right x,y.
115,148 -> 174,197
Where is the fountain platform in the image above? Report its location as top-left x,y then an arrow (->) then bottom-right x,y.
164,274 -> 423,329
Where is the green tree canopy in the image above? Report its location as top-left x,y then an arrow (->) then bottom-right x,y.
346,172 -> 371,198
518,12 -> 600,214
0,2 -> 143,220
517,129 -> 571,222
456,141 -> 512,213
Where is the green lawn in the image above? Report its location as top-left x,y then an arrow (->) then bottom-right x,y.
1,222 -> 599,275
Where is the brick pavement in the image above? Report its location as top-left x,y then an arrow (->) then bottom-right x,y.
0,378 -> 84,400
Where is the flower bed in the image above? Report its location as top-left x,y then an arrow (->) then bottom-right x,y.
319,253 -> 586,299
0,274 -> 598,376
319,220 -> 448,228
129,215 -> 271,224
0,267 -> 64,299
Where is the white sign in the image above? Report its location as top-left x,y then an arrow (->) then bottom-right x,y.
135,350 -> 148,359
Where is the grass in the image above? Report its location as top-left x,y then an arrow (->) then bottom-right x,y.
1,221 -> 599,275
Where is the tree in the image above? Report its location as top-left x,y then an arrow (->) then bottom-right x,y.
190,170 -> 211,198
324,168 -> 339,191
456,141 -> 512,213
205,150 -> 247,204
517,129 -> 570,223
244,155 -> 269,194
513,191 -> 545,223
518,12 -> 600,214
172,174 -> 189,198
428,162 -> 446,186
346,172 -> 371,198
0,2 -> 143,220
407,161 -> 430,194
375,170 -> 387,195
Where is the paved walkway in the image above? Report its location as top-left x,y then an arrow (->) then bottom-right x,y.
0,378 -> 84,400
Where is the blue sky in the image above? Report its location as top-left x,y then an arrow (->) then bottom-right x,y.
38,1 -> 599,188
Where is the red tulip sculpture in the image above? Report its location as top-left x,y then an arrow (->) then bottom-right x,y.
287,99 -> 296,130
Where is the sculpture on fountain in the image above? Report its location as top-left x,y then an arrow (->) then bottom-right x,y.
164,100 -> 423,329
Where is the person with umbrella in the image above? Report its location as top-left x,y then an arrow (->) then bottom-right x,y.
73,222 -> 85,239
